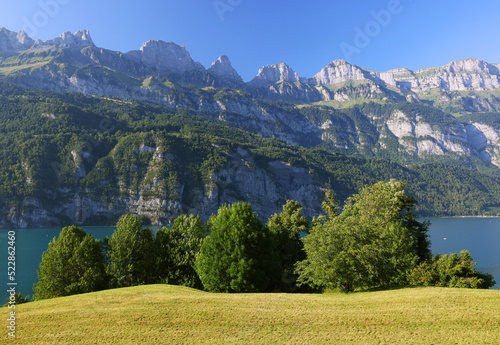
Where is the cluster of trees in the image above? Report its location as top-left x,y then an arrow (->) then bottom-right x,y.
296,180 -> 494,292
34,213 -> 207,299
34,180 -> 495,300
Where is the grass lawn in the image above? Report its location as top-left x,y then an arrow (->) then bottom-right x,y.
3,285 -> 500,344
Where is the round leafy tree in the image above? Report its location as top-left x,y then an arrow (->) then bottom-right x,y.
196,202 -> 279,292
156,214 -> 208,288
107,214 -> 156,287
34,226 -> 108,300
297,180 -> 425,292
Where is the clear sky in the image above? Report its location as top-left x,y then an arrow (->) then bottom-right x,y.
1,0 -> 500,81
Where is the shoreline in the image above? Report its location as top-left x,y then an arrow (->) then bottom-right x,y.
3,216 -> 500,231
421,216 -> 500,220
1,225 -> 165,231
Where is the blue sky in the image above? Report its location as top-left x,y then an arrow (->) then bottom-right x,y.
1,0 -> 500,81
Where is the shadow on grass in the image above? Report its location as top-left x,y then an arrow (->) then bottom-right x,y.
360,285 -> 431,293
322,285 -> 432,295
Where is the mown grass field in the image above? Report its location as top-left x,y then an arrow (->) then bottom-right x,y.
3,285 -> 500,344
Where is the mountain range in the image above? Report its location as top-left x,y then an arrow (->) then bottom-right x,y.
2,28 -> 500,108
2,28 -> 500,228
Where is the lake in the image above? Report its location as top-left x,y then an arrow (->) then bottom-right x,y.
0,218 -> 499,302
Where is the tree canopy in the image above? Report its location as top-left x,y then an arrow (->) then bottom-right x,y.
196,202 -> 280,292
296,180 -> 426,292
408,250 -> 496,288
34,226 -> 108,300
156,214 -> 208,288
107,214 -> 156,287
32,181 -> 495,300
267,200 -> 310,291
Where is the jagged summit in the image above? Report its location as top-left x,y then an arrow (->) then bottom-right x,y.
43,29 -> 95,48
127,40 -> 205,74
0,28 -> 94,53
1,27 -> 500,103
248,62 -> 307,89
326,59 -> 350,67
208,56 -> 242,80
310,60 -> 368,86
0,28 -> 34,52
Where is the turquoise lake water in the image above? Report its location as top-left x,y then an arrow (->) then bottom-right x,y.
0,218 -> 498,302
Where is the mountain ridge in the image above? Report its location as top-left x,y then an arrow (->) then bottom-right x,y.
1,28 -> 499,93
2,27 -> 500,172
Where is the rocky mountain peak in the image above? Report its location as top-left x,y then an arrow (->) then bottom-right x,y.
74,29 -> 94,46
327,59 -> 349,67
128,40 -> 205,74
444,59 -> 499,75
16,30 -> 34,46
309,59 -> 368,86
0,28 -> 34,53
42,29 -> 95,48
208,55 -> 243,84
2,25 -> 500,106
248,63 -> 305,88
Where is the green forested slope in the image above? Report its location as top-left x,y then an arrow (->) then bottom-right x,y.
1,83 -> 500,227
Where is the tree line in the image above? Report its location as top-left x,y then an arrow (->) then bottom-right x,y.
33,180 -> 496,301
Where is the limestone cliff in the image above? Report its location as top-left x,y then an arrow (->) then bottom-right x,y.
1,143 -> 324,229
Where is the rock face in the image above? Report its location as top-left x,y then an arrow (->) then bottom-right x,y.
465,123 -> 500,167
188,147 -> 322,221
0,143 -> 324,229
0,28 -> 34,52
42,29 -> 95,48
309,59 -> 369,86
384,110 -> 471,156
0,28 -> 93,53
308,58 -> 500,93
208,55 -> 243,87
389,59 -> 500,92
126,40 -> 205,74
249,63 -> 303,86
247,63 -> 322,102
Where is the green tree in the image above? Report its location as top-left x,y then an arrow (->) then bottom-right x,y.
267,200 -> 309,291
156,214 -> 208,288
34,226 -> 108,300
408,250 -> 496,289
195,202 -> 280,292
320,186 -> 341,222
341,179 -> 431,262
107,214 -> 156,287
297,181 -> 422,292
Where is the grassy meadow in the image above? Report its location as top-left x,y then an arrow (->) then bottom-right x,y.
3,285 -> 500,344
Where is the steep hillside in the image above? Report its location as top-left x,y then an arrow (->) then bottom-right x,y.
2,85 -> 500,228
